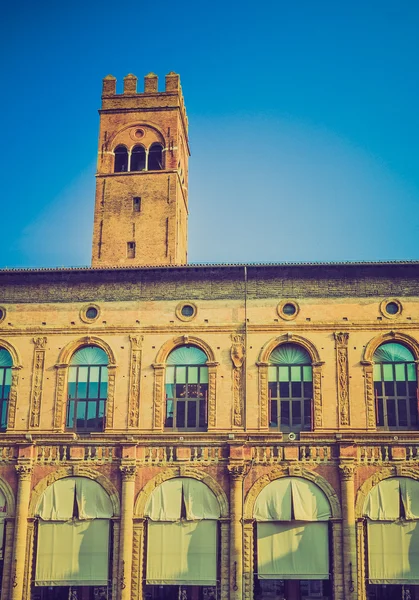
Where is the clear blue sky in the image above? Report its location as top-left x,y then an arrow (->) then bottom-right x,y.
1,0 -> 419,267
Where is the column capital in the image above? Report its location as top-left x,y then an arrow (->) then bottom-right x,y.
339,463 -> 356,481
15,463 -> 33,481
227,463 -> 247,480
120,464 -> 137,482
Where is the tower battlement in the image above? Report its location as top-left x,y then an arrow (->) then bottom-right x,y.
101,72 -> 188,129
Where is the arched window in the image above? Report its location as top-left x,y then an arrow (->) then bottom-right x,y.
165,346 -> 208,430
254,477 -> 332,599
363,477 -> 419,598
373,342 -> 417,429
144,477 -> 220,596
66,346 -> 108,432
34,477 -> 113,592
130,145 -> 146,171
0,349 -> 12,431
268,343 -> 312,433
114,145 -> 128,172
148,143 -> 164,170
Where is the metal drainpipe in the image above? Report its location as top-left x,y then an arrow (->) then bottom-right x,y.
244,265 -> 248,432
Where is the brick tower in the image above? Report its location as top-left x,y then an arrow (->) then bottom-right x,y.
91,72 -> 189,267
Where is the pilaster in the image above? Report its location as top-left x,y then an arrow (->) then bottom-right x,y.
339,462 -> 358,600
120,464 -> 137,600
227,464 -> 246,600
11,462 -> 33,600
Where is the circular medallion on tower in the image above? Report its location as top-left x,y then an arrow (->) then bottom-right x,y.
130,128 -> 145,141
80,304 -> 101,324
277,300 -> 299,321
176,301 -> 198,322
380,298 -> 403,319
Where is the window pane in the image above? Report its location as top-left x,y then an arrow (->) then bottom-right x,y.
176,384 -> 186,398
292,401 -> 301,425
165,384 -> 175,399
4,369 -> 11,386
291,381 -> 301,398
279,382 -> 289,398
268,366 -> 277,382
387,399 -> 396,426
77,367 -> 88,398
176,401 -> 185,428
199,399 -> 207,428
303,366 -> 312,382
377,398 -> 384,426
166,400 -> 174,427
373,364 -> 382,381
87,401 -> 97,420
68,366 -> 77,382
187,401 -> 197,427
98,400 -> 105,418
398,399 -> 407,427
176,366 -> 186,384
188,366 -> 198,384
200,367 -> 208,384
268,382 -> 277,398
304,399 -> 312,429
303,382 -> 313,398
374,381 -> 382,397
101,367 -> 108,383
200,383 -> 208,399
100,381 -> 108,399
187,384 -> 198,398
396,381 -> 407,397
166,366 -> 175,384
384,381 -> 395,397
409,398 -> 418,426
408,381 -> 417,397
278,366 -> 289,382
280,401 -> 289,426
66,400 -> 75,428
88,378 -> 99,399
395,363 -> 406,381
68,381 -> 77,399
407,363 -> 417,381
270,400 -> 278,427
290,366 -> 301,382
0,400 -> 7,429
89,366 -> 100,383
383,364 -> 394,381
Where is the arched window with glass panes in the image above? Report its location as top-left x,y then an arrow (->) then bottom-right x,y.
373,342 -> 418,429
66,346 -> 108,432
268,344 -> 313,433
165,346 -> 208,431
0,349 -> 12,431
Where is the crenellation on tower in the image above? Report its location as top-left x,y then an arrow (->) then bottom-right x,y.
92,72 -> 189,268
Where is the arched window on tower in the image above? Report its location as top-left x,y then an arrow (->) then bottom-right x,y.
165,346 -> 208,431
268,343 -> 313,433
148,143 -> 164,170
66,346 -> 108,432
114,145 -> 129,172
0,349 -> 12,431
130,145 -> 146,171
373,342 -> 418,429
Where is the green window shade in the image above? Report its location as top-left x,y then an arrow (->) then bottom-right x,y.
0,350 -> 12,367
303,366 -> 313,382
407,363 -> 416,381
166,366 -> 175,384
200,367 -> 208,384
70,346 -> 108,365
269,344 -> 311,365
373,343 -> 415,364
167,346 -> 208,365
373,364 -> 381,382
268,367 -> 277,382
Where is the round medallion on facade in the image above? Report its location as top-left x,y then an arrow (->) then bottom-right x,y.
0,307 -> 5,324
130,127 -> 145,141
176,302 -> 198,322
380,298 -> 402,319
80,304 -> 101,323
277,300 -> 299,321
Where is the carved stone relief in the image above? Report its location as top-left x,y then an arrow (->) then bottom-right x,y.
312,365 -> 323,429
362,362 -> 376,429
257,362 -> 269,429
152,364 -> 165,430
334,332 -> 350,426
207,363 -> 218,428
105,366 -> 116,429
231,334 -> 245,427
128,335 -> 143,428
29,337 -> 47,428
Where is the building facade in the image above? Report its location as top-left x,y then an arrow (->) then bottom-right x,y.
0,73 -> 418,600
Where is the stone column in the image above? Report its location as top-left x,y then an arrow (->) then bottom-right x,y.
120,465 -> 137,600
11,463 -> 33,600
228,465 -> 245,600
339,463 -> 357,600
